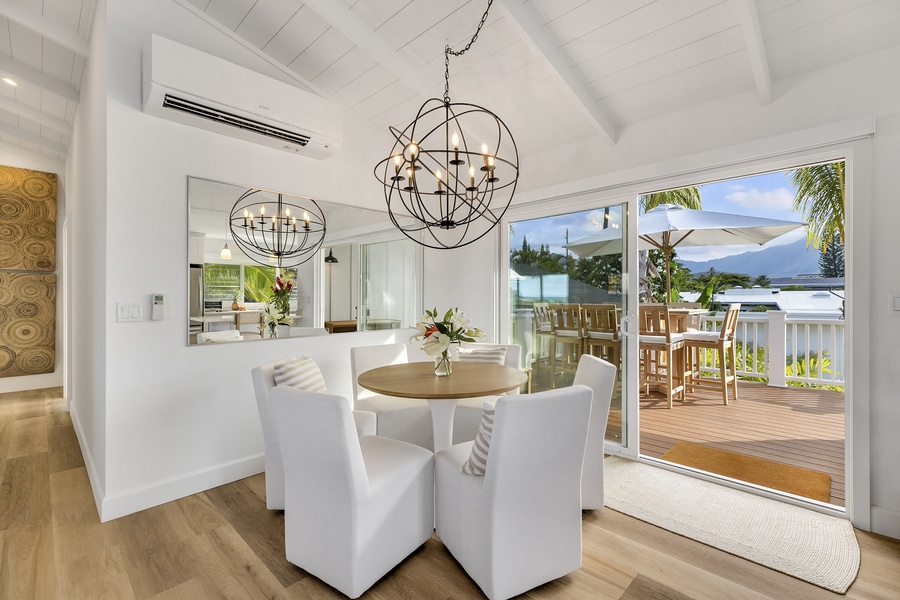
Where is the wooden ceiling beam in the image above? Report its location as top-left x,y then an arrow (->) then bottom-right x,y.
0,96 -> 73,136
496,0 -> 617,144
301,0 -> 427,96
736,0 -> 772,104
0,54 -> 79,103
0,4 -> 90,58
0,121 -> 68,156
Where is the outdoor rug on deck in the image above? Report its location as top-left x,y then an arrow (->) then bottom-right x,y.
604,457 -> 860,594
660,441 -> 832,503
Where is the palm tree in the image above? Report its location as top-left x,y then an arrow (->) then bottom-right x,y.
788,161 -> 844,249
639,187 -> 702,212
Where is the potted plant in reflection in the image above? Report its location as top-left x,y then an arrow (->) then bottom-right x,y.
271,276 -> 293,320
412,308 -> 483,376
260,276 -> 295,338
259,303 -> 293,339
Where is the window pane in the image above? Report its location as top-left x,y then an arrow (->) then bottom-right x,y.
204,264 -> 240,303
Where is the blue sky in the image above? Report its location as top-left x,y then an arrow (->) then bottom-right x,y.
510,170 -> 810,263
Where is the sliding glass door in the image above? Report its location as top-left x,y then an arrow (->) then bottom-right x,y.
507,198 -> 637,453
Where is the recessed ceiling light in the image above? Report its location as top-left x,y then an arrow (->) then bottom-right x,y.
2,78 -> 17,86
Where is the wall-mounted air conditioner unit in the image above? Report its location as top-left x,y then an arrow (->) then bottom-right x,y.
142,35 -> 341,159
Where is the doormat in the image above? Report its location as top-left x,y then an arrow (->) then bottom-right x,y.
604,457 -> 859,593
661,442 -> 832,503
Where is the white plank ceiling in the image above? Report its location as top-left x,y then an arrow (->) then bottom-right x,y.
2,0 -> 900,166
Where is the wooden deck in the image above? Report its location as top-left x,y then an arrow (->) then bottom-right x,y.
532,366 -> 846,507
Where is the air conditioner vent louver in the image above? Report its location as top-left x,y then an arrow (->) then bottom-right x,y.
142,35 -> 341,159
162,94 -> 310,146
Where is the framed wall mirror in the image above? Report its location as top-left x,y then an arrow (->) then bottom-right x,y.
187,176 -> 422,345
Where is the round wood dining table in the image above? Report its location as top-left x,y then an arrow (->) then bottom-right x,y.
357,361 -> 527,451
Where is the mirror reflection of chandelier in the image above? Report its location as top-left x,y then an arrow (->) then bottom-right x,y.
373,0 -> 518,249
228,189 -> 326,268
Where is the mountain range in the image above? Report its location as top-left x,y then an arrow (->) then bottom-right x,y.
677,238 -> 821,278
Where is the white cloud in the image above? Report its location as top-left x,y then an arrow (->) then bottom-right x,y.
723,186 -> 794,217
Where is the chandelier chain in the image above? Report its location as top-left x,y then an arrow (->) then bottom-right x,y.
444,0 -> 493,102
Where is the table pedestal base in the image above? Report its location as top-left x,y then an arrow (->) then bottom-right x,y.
427,398 -> 459,451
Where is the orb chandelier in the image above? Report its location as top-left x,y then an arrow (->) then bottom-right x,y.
374,0 -> 518,249
228,189 -> 326,269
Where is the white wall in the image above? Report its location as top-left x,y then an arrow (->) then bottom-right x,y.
68,0 -> 900,537
67,0 -> 109,511
84,0 -> 391,520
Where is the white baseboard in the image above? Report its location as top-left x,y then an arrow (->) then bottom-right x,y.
70,401 -> 107,517
98,453 -> 265,522
871,505 -> 900,541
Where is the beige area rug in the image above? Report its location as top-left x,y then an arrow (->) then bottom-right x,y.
604,456 -> 860,594
660,441 -> 832,503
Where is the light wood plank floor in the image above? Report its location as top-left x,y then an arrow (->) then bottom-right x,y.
3,387 -> 897,600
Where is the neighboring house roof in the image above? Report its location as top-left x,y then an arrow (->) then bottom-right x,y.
682,288 -> 844,317
770,276 -> 845,289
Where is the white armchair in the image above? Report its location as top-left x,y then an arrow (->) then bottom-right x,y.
251,363 -> 376,510
350,343 -> 434,449
451,343 -> 522,444
573,354 -> 617,509
435,386 -> 592,600
271,386 -> 434,599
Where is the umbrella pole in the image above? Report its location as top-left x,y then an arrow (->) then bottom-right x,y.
666,249 -> 672,302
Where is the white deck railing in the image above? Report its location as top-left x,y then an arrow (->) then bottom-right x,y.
696,311 -> 845,387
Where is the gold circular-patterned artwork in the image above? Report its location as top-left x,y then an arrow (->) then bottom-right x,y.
0,273 -> 56,378
0,166 -> 57,272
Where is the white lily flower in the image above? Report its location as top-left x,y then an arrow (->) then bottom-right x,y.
422,333 -> 451,356
450,309 -> 471,328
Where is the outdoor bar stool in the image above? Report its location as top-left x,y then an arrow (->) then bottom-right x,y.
531,302 -> 553,377
683,303 -> 741,405
639,304 -> 685,408
548,303 -> 584,388
581,303 -> 620,372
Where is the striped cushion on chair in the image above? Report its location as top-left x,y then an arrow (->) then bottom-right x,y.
457,346 -> 507,365
461,401 -> 495,476
274,356 -> 327,394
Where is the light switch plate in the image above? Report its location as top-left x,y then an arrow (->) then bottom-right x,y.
117,302 -> 143,322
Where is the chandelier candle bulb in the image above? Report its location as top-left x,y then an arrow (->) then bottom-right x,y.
469,165 -> 475,188
435,169 -> 443,194
243,209 -> 249,227
451,132 -> 463,164
482,143 -> 489,167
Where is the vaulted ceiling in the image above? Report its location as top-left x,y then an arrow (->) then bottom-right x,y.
2,0 -> 899,166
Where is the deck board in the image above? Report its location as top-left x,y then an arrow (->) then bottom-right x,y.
532,365 -> 846,507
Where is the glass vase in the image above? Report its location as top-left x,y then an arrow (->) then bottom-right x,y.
434,352 -> 452,376
267,325 -> 278,339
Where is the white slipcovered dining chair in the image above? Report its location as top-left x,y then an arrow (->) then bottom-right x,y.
350,343 -> 434,449
450,342 -> 522,444
573,354 -> 617,510
435,386 -> 592,600
196,330 -> 242,343
271,386 -> 434,599
251,363 -> 376,510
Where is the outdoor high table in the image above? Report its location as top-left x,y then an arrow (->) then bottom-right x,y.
357,361 -> 528,451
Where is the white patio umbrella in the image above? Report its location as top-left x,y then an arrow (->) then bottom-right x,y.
566,204 -> 807,299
